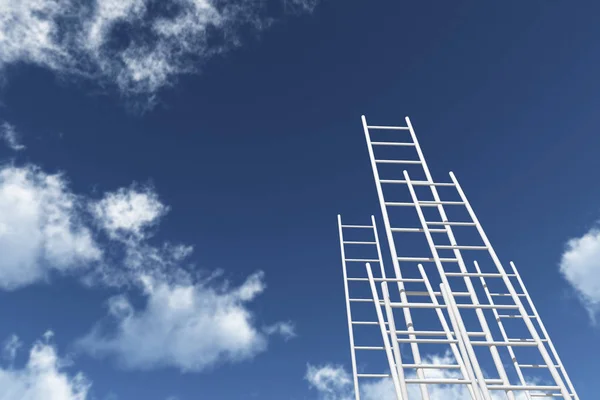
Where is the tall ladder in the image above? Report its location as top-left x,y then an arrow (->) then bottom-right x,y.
338,216 -> 483,399
337,215 -> 403,399
357,115 -> 577,399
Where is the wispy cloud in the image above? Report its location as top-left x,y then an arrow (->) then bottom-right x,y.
2,334 -> 22,363
77,271 -> 291,371
305,363 -> 353,400
0,155 -> 294,372
0,122 -> 25,151
560,225 -> 600,323
0,332 -> 90,400
0,0 -> 318,104
306,353 -> 543,400
91,185 -> 168,241
264,321 -> 297,341
0,165 -> 101,290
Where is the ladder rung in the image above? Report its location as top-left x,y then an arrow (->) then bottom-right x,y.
404,291 -> 471,297
488,385 -> 562,391
435,245 -> 488,250
385,202 -> 415,207
530,394 -> 573,398
341,224 -> 373,229
390,330 -> 485,337
456,304 -> 519,310
397,338 -> 458,344
498,314 -> 538,319
446,272 -> 503,278
375,277 -> 424,282
367,125 -> 409,130
391,227 -> 447,233
345,258 -> 380,262
404,377 -> 504,385
349,298 -> 379,303
375,159 -> 421,164
470,341 -> 538,347
371,141 -> 415,146
357,373 -> 391,378
419,201 -> 465,206
386,201 -> 464,208
398,257 -> 458,262
490,293 -> 526,297
518,364 -> 561,369
391,330 -> 449,336
389,302 -> 446,309
405,378 -> 471,385
355,346 -> 385,350
426,221 -> 476,226
347,277 -> 424,283
402,363 -> 461,369
380,179 -> 455,187
352,321 -> 381,325
343,241 -> 377,245
508,338 -> 548,342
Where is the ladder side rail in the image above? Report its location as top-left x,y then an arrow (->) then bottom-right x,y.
337,215 -> 361,400
372,216 -> 389,282
362,116 -> 430,400
449,172 -> 571,400
382,282 -> 410,400
366,264 -> 404,400
440,284 -> 489,400
405,117 -> 515,399
417,264 -> 478,400
510,262 -> 579,400
474,261 -> 532,400
404,170 -> 515,399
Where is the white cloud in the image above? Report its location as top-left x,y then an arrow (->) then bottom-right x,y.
77,270 -> 292,371
0,332 -> 91,400
91,186 -> 167,240
0,165 -> 101,290
0,163 -> 188,289
264,321 -> 296,341
0,0 -> 318,101
2,334 -> 22,363
0,122 -> 25,151
560,226 -> 600,323
0,160 -> 295,373
306,353 -> 547,400
306,364 -> 353,400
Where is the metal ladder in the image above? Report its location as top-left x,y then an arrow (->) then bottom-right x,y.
338,216 -> 482,400
356,115 -> 578,399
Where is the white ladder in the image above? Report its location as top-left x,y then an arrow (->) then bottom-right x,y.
357,115 -> 578,399
337,215 -> 401,399
339,216 -> 486,400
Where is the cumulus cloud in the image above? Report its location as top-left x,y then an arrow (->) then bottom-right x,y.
0,122 -> 25,151
77,271 -> 292,371
560,226 -> 600,323
0,165 -> 101,290
306,353 -> 547,400
91,185 -> 167,240
0,158 -> 295,372
0,332 -> 91,400
0,162 -> 186,289
0,0 -> 318,101
306,363 -> 353,400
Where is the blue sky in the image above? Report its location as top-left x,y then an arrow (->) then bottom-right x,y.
0,1 -> 599,399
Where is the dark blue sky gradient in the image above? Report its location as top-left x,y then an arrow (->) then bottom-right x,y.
0,1 -> 599,398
